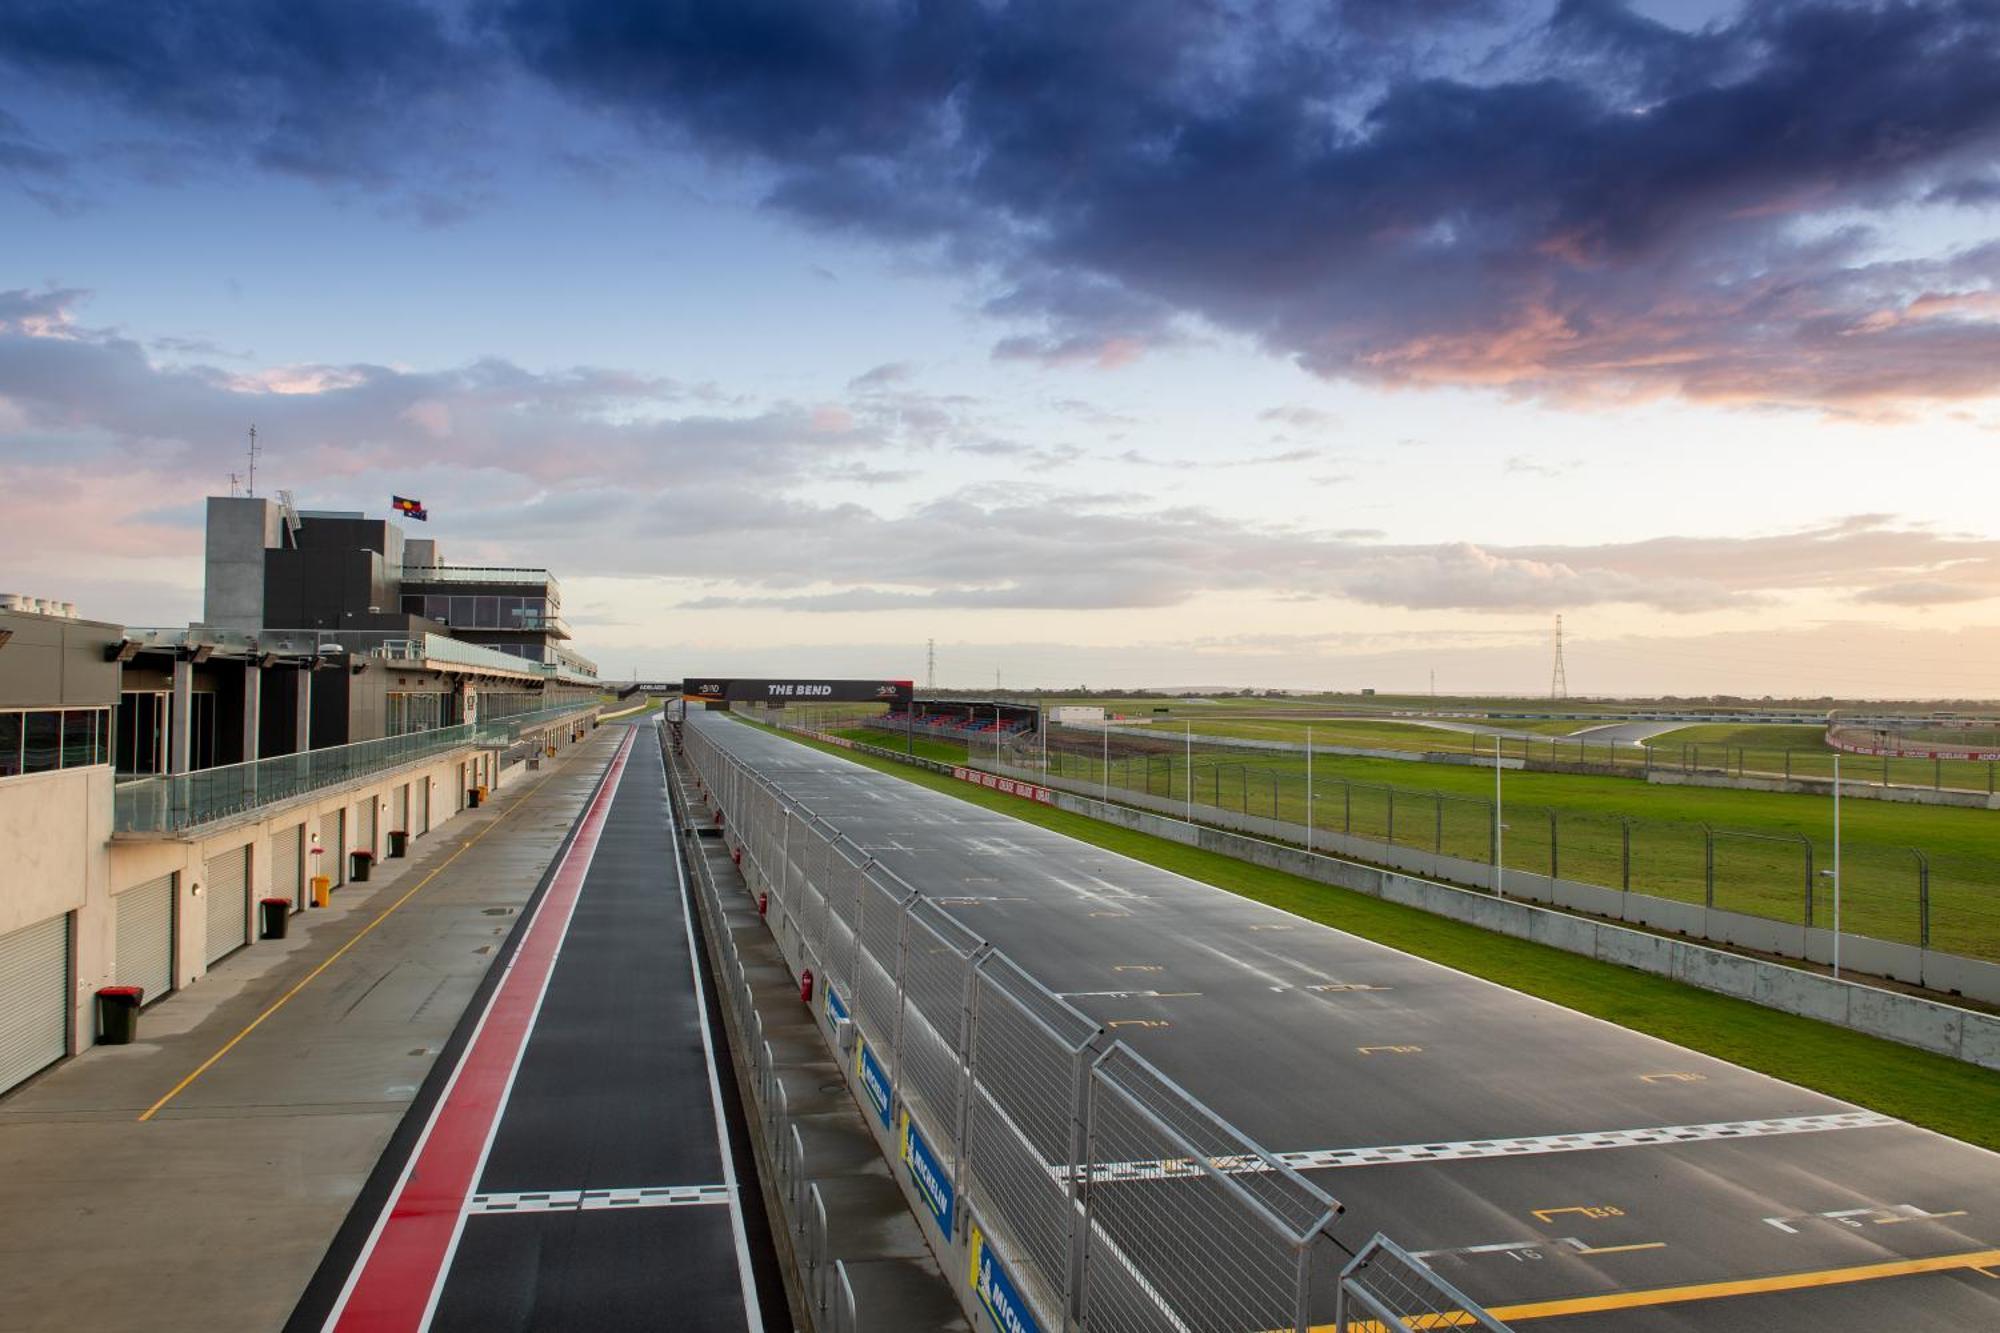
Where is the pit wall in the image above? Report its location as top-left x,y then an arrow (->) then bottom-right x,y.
784,727 -> 2000,1073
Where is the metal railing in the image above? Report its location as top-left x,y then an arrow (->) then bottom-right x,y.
671,717 -> 1507,1332
114,703 -> 599,834
399,564 -> 560,592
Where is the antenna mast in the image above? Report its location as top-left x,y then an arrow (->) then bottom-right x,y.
245,424 -> 260,497
1550,614 -> 1569,700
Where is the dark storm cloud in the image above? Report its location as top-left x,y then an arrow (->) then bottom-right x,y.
492,0 -> 2000,407
0,0 -> 479,186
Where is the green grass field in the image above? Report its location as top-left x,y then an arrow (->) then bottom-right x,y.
1645,723 -> 1829,748
751,720 -> 2000,1149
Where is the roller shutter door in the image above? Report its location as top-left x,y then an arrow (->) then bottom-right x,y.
114,874 -> 175,1006
417,779 -> 431,835
0,915 -> 69,1096
204,845 -> 250,964
272,824 -> 303,907
317,809 -> 345,887
355,797 -> 377,858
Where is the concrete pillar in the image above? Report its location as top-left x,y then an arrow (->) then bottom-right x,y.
242,662 -> 261,764
170,657 -> 193,775
295,668 -> 311,754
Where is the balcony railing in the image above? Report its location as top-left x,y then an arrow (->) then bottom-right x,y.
400,564 -> 560,593
378,633 -> 547,675
113,702 -> 602,834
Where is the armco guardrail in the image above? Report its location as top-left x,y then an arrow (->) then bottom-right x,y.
673,716 -> 1508,1333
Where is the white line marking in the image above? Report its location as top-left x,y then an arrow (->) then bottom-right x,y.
469,1184 -> 733,1214
1077,1111 -> 1898,1182
664,726 -> 765,1331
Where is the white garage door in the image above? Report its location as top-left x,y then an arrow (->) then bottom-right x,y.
417,779 -> 431,835
204,845 -> 250,964
394,784 -> 410,835
272,824 -> 303,907
0,915 -> 69,1096
317,809 -> 345,887
114,873 -> 175,1006
355,796 -> 377,858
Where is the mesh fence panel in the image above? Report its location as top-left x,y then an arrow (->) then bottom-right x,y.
1082,1045 -> 1338,1333
965,954 -> 1100,1323
855,871 -> 909,1074
897,897 -> 982,1162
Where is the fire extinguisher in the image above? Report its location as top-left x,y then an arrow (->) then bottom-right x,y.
758,891 -> 769,917
800,969 -> 814,1005
732,846 -> 742,866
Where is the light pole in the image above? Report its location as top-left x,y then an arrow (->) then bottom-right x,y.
1494,735 -> 1505,899
1184,720 -> 1193,822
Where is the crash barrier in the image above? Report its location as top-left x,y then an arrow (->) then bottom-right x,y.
668,718 -> 1510,1333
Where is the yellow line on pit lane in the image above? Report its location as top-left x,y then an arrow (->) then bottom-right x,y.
1307,1246 -> 2000,1329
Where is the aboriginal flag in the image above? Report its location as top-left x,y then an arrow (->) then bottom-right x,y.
392,495 -> 429,522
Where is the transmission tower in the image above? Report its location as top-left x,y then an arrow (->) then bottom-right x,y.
1550,614 -> 1569,700
926,639 -> 936,692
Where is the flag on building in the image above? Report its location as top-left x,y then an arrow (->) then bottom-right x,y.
392,495 -> 429,521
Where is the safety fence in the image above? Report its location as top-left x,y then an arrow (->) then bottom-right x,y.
1013,739 -> 1999,964
669,718 -> 1508,1333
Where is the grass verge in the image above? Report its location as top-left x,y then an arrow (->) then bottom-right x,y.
751,719 -> 2000,1150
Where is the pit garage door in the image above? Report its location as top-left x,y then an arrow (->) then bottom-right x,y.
355,796 -> 377,859
418,777 -> 431,835
393,784 -> 409,838
317,809 -> 345,888
204,845 -> 250,965
0,915 -> 69,1096
272,824 -> 303,908
114,873 -> 175,1006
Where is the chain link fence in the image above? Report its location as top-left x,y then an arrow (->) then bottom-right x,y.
670,717 -> 1508,1332
1028,741 -> 2000,962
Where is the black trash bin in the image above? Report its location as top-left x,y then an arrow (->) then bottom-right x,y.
388,830 -> 409,859
96,986 -> 143,1044
259,897 -> 291,939
350,850 -> 373,882
467,787 -> 482,808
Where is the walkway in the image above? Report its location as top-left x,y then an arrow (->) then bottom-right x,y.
290,723 -> 781,1330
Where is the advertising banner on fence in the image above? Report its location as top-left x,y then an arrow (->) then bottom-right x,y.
824,980 -> 850,1025
898,1108 -> 955,1235
855,1034 -> 894,1128
951,767 -> 1056,804
969,1219 -> 1043,1333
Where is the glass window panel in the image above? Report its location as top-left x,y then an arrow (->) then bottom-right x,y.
0,712 -> 20,777
62,710 -> 96,767
23,711 -> 60,773
401,594 -> 424,615
450,595 -> 475,625
477,596 -> 499,627
425,595 -> 449,620
499,596 -> 522,624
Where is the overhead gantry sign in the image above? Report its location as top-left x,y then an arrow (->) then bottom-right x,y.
680,678 -> 915,707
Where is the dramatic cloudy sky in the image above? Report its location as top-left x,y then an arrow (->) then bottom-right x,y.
3,0 -> 1998,696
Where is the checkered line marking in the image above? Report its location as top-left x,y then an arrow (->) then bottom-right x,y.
468,1184 -> 733,1214
1075,1111 -> 1899,1183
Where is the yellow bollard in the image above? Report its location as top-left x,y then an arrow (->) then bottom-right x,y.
310,875 -> 332,909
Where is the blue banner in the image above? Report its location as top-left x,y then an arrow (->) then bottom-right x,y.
824,981 -> 849,1024
855,1035 -> 893,1129
898,1109 -> 955,1234
969,1221 -> 1043,1333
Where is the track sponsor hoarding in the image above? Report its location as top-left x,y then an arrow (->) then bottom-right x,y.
898,1109 -> 955,1235
681,678 -> 914,706
856,1034 -> 894,1128
968,1219 -> 1043,1333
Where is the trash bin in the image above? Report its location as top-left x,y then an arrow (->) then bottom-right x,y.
477,784 -> 490,803
259,897 -> 291,939
467,786 -> 482,808
311,875 -> 332,908
350,850 -> 373,882
388,830 -> 408,859
96,986 -> 143,1044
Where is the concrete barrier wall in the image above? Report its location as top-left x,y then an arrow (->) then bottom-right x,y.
1647,768 -> 2000,809
956,758 -> 2000,1071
